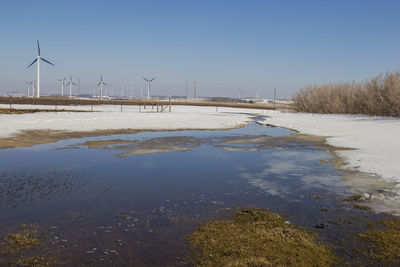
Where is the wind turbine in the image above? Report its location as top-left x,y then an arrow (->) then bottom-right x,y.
186,82 -> 188,100
27,40 -> 54,98
33,80 -> 36,96
96,75 -> 107,100
57,76 -> 67,96
66,75 -> 77,98
25,81 -> 30,96
142,77 -> 155,100
29,81 -> 34,96
77,78 -> 81,98
237,89 -> 242,99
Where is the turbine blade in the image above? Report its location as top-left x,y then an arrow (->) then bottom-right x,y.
27,58 -> 38,68
96,82 -> 101,86
41,57 -> 54,66
143,77 -> 149,82
150,77 -> 156,82
72,82 -> 77,86
103,82 -> 108,86
37,40 -> 40,56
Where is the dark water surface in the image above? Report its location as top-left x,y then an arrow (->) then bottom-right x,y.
0,118 -> 391,266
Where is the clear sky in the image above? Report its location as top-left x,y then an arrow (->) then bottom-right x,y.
1,0 -> 400,99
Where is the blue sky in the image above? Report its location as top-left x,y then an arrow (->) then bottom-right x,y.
1,0 -> 400,98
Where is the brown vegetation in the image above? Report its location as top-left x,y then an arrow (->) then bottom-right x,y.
189,207 -> 339,266
359,220 -> 400,264
0,108 -> 89,114
0,228 -> 58,266
292,71 -> 400,116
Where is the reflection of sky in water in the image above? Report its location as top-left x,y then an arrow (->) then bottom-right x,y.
239,150 -> 344,198
0,119 -> 398,264
0,120 -> 384,207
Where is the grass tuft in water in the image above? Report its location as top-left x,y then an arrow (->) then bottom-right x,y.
189,207 -> 339,266
359,220 -> 400,264
2,231 -> 40,254
0,229 -> 58,266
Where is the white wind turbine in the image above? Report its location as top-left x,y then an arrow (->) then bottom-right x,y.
29,81 -> 34,96
57,76 -> 67,96
27,40 -> 54,98
96,75 -> 108,100
142,77 -> 155,100
237,89 -> 242,99
25,81 -> 31,96
32,80 -> 36,96
66,75 -> 77,98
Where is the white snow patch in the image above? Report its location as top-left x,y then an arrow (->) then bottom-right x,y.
259,111 -> 400,215
0,104 -> 263,139
259,111 -> 400,183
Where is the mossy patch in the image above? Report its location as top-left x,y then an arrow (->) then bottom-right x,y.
16,256 -> 56,267
1,231 -> 40,255
0,228 -> 58,266
189,207 -> 339,266
352,203 -> 371,211
359,220 -> 400,264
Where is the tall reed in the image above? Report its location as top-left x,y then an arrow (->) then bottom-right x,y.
292,71 -> 400,117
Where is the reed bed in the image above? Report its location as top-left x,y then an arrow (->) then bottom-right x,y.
292,71 -> 400,117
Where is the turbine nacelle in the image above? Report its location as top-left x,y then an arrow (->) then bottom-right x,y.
97,75 -> 108,87
66,75 -> 77,87
143,77 -> 156,83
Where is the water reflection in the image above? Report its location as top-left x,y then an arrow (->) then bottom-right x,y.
0,119 -> 398,265
239,150 -> 344,198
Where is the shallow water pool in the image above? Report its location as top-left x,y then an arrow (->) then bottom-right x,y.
0,118 -> 393,265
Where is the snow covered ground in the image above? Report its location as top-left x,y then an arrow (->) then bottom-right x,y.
0,104 -> 263,139
259,111 -> 400,184
259,111 -> 400,215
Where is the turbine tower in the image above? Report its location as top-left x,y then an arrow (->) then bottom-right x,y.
27,40 -> 54,98
29,81 -> 34,96
25,81 -> 30,96
57,76 -> 67,96
77,78 -> 80,98
237,89 -> 242,99
66,75 -> 77,98
33,80 -> 36,96
96,75 -> 108,100
142,77 -> 155,100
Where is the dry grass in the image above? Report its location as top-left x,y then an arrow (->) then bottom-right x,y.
0,228 -> 59,266
359,220 -> 400,264
292,71 -> 400,116
189,207 -> 339,266
0,108 -> 89,114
